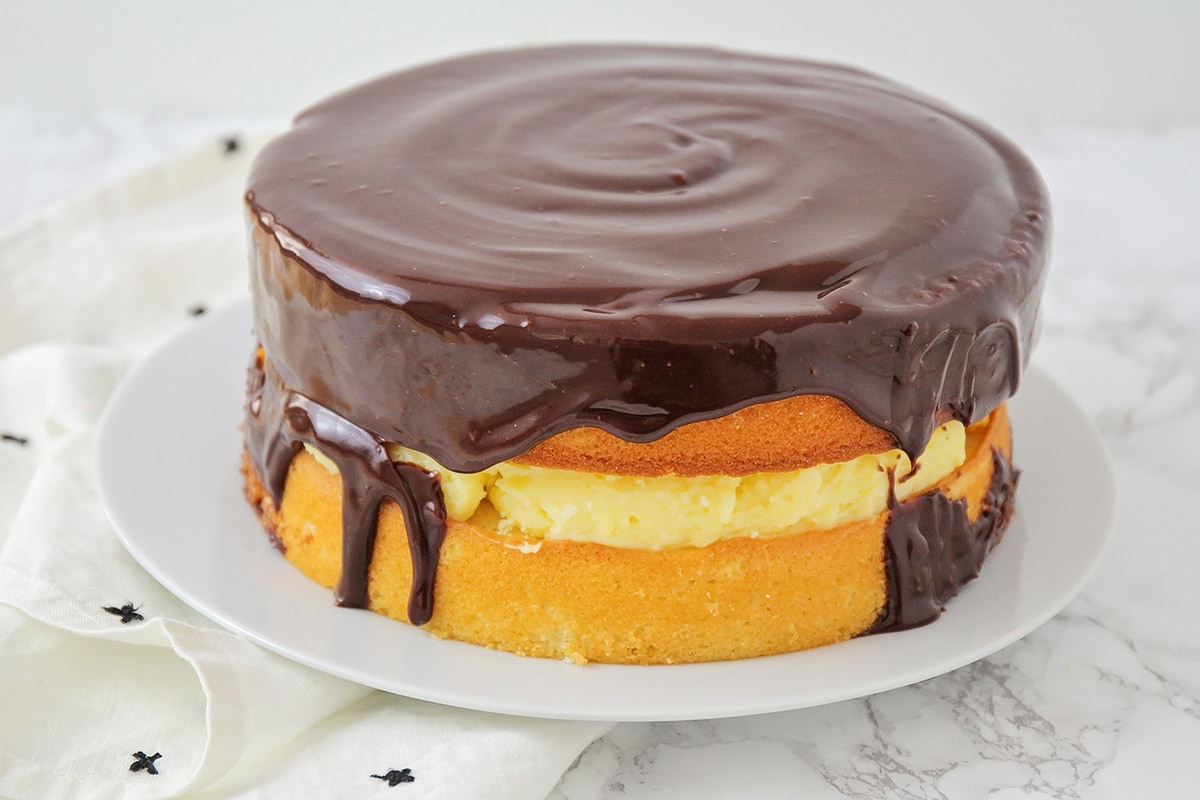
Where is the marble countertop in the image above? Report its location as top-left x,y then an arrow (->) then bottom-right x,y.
4,110 -> 1197,798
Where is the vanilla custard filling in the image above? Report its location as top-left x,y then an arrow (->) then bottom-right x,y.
302,419 -> 970,550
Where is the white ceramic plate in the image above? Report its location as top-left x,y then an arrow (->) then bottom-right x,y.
96,301 -> 1116,722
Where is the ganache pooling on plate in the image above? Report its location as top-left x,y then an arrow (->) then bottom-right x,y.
242,45 -> 1049,628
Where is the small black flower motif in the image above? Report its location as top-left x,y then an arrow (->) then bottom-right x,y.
129,751 -> 162,775
1,433 -> 29,446
222,135 -> 240,155
371,768 -> 415,786
103,603 -> 144,624
189,304 -> 207,316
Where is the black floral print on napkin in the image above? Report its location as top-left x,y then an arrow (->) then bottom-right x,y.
102,603 -> 144,624
372,768 -> 416,786
129,751 -> 162,775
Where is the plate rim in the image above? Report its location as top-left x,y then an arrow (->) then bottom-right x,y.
95,299 -> 1117,722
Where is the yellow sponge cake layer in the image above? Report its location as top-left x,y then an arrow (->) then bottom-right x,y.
244,403 -> 1010,664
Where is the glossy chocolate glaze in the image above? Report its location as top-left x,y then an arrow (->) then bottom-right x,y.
246,44 -> 1049,469
242,45 -> 1047,633
246,353 -> 446,624
873,448 -> 1019,632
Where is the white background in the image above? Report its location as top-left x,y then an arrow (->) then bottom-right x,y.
3,0 -> 1198,133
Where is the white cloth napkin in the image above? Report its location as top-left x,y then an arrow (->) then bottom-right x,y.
0,136 -> 613,800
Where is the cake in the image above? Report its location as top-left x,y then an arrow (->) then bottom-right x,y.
241,45 -> 1048,664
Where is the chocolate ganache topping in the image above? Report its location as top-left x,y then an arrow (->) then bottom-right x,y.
243,45 -> 1047,627
246,44 -> 1048,470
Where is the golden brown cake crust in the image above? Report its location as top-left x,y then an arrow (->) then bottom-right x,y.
511,393 -> 898,476
241,402 -> 1011,665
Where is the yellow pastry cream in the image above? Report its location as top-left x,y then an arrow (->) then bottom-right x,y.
302,419 -> 969,551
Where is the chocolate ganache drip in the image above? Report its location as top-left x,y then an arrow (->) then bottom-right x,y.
873,448 -> 1019,632
246,353 -> 446,625
242,45 -> 1049,628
